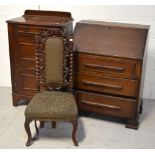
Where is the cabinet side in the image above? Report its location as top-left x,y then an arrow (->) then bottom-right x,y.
7,23 -> 17,105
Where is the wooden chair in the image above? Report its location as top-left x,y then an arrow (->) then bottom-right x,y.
24,29 -> 78,146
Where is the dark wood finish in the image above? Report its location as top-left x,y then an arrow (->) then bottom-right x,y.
74,20 -> 149,129
126,117 -> 139,130
6,10 -> 73,106
77,91 -> 136,119
24,29 -> 78,147
78,54 -> 140,79
6,10 -> 73,26
77,73 -> 138,97
74,20 -> 148,59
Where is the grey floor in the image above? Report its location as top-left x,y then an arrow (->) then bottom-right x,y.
0,87 -> 155,149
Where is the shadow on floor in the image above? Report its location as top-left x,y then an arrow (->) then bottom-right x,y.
139,99 -> 155,123
79,110 -> 125,125
31,118 -> 86,143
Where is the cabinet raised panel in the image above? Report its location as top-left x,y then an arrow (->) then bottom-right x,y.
15,68 -> 36,96
16,35 -> 35,67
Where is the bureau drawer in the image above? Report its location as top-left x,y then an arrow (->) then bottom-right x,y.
16,25 -> 45,34
77,73 -> 138,97
77,91 -> 136,119
16,25 -> 43,34
78,54 -> 139,79
16,25 -> 59,34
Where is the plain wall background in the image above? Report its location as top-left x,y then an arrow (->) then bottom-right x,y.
0,5 -> 155,99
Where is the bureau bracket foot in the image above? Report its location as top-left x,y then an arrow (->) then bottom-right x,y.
125,117 -> 139,130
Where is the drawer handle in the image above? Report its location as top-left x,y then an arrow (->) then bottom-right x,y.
17,31 -> 40,35
82,81 -> 123,90
81,100 -> 121,111
84,64 -> 125,72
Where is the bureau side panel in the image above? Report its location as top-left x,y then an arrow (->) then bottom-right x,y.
136,29 -> 149,115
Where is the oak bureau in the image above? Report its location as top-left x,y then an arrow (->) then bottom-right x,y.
74,20 -> 149,129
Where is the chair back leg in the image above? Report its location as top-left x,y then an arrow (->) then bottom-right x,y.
52,121 -> 57,128
31,120 -> 40,141
71,119 -> 78,146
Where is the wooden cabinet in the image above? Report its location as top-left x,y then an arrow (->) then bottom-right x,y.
74,20 -> 149,129
7,10 -> 73,106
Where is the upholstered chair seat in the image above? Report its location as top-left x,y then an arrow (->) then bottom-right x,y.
25,91 -> 78,120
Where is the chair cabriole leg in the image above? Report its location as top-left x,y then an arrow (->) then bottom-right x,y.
24,120 -> 32,146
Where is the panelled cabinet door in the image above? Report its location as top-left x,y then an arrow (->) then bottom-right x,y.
15,34 -> 35,67
15,68 -> 36,96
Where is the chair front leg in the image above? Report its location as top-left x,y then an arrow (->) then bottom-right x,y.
24,120 -> 32,146
71,119 -> 78,146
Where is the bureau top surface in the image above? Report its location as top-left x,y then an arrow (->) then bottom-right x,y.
78,20 -> 149,29
74,20 -> 149,60
6,10 -> 73,26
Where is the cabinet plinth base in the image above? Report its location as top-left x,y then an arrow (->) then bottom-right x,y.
12,94 -> 31,106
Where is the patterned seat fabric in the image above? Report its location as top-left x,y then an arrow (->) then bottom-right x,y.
25,91 -> 78,120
